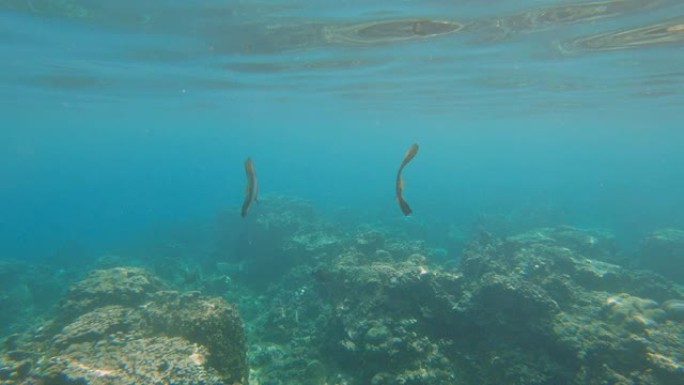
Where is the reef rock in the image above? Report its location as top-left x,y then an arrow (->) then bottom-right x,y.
603,293 -> 666,332
2,267 -> 248,385
143,291 -> 248,382
247,225 -> 684,385
461,227 -> 684,385
59,266 -> 166,319
354,230 -> 385,254
38,337 -> 221,385
52,305 -> 142,347
468,273 -> 560,336
256,226 -> 684,385
312,252 -> 463,384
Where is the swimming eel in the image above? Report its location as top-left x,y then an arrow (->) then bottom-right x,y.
241,157 -> 258,218
396,143 -> 419,216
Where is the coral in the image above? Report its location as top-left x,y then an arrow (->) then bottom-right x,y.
4,220 -> 684,385
333,316 -> 455,385
355,230 -> 385,254
311,252 -> 463,384
59,267 -> 166,319
603,293 -> 666,332
1,267 -> 248,385
505,226 -> 619,263
38,337 -> 221,385
52,305 -> 141,347
142,291 -> 248,383
468,274 -> 560,336
169,223 -> 684,385
248,224 -> 682,385
289,230 -> 342,253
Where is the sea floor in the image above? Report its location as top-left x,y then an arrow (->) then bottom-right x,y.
1,195 -> 683,385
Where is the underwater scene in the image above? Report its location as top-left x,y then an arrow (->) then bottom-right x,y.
1,0 -> 684,384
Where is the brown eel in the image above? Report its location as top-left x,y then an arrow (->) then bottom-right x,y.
395,143 -> 419,216
241,157 -> 258,218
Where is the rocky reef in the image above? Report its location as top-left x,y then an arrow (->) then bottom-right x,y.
241,219 -> 684,385
2,196 -> 684,385
0,267 -> 248,385
458,229 -> 684,385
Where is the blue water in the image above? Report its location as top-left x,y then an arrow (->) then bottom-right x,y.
1,0 -> 684,260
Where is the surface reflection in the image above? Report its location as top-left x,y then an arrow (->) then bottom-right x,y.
0,0 -> 676,51
506,0 -> 656,29
2,0 -> 683,109
560,17 -> 684,53
323,19 -> 465,46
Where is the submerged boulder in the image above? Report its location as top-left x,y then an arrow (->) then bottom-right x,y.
59,266 -> 166,319
461,227 -> 684,385
143,291 -> 248,382
39,337 -> 221,385
249,225 -> 684,385
4,267 -> 248,385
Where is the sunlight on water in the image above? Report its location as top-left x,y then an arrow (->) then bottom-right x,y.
1,0 -> 683,114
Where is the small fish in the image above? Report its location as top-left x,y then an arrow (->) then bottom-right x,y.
241,157 -> 258,218
395,143 -> 418,215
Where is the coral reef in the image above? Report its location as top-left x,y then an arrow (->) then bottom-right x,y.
603,293 -> 666,332
38,337 -> 219,385
455,227 -> 684,385
246,225 -> 684,385
2,201 -> 684,385
59,266 -> 166,319
1,267 -> 248,385
143,291 -> 248,380
317,253 -> 461,384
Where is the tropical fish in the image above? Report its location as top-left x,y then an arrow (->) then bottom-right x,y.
241,157 -> 258,218
395,143 -> 419,216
